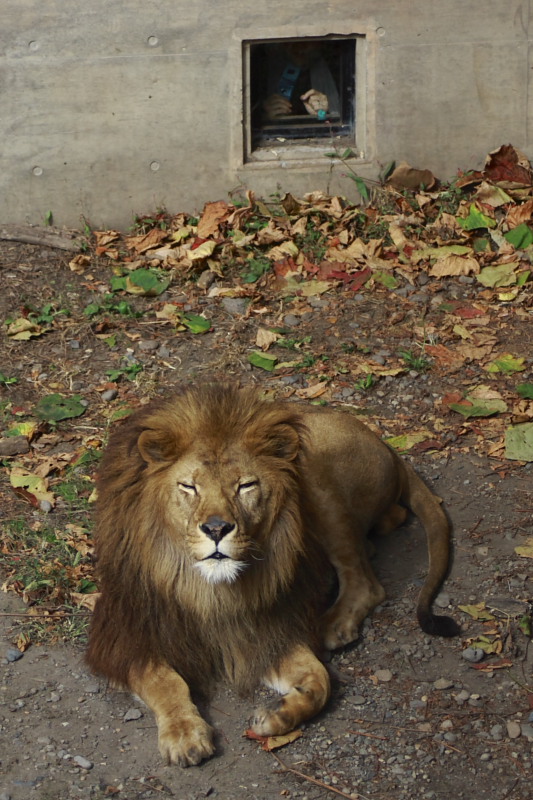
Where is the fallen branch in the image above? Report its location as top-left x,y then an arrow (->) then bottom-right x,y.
270,750 -> 370,800
0,223 -> 85,252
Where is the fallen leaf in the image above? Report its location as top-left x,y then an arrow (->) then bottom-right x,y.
505,422 -> 533,461
244,728 -> 302,751
486,354 -> 526,374
514,537 -> 533,558
9,467 -> 55,507
430,254 -> 480,277
248,351 -> 278,371
458,603 -> 495,621
477,262 -> 518,288
196,201 -> 229,238
385,431 -> 431,452
387,162 -> 436,191
6,318 -> 44,340
255,328 -> 280,350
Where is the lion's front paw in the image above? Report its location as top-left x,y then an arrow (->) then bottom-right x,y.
251,698 -> 294,737
158,715 -> 215,767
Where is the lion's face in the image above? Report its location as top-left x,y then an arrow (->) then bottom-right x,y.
165,444 -> 272,584
134,399 -> 305,588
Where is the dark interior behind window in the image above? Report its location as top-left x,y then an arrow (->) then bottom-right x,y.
248,37 -> 356,151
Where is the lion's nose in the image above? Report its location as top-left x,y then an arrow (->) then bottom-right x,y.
199,516 -> 236,544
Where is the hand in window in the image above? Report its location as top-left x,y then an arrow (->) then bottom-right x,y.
300,89 -> 328,117
263,93 -> 293,119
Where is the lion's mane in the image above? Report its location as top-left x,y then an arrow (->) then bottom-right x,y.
86,385 -> 326,695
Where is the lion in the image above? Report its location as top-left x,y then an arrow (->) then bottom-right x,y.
86,384 -> 458,767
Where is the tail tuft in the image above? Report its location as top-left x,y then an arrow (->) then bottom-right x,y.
417,610 -> 460,638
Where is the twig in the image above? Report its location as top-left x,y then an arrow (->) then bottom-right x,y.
270,750 -> 369,800
0,223 -> 84,252
347,729 -> 388,741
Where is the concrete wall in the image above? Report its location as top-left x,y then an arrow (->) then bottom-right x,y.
1,0 -> 531,229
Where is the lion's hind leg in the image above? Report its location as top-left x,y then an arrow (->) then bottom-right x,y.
129,662 -> 215,767
321,525 -> 386,651
251,645 -> 330,736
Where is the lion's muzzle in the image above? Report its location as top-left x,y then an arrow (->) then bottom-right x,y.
199,515 -> 236,544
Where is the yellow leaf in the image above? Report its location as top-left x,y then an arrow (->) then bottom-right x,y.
515,537 -> 533,558
9,467 -> 55,506
458,602 -> 495,621
255,328 -> 280,351
430,254 -> 480,277
7,318 -> 44,340
188,240 -> 216,261
300,280 -> 332,297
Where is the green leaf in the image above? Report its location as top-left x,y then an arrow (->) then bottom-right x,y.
477,262 -> 518,288
486,354 -> 526,374
83,302 -> 101,316
248,351 -> 278,371
384,431 -> 429,452
350,175 -> 370,203
34,394 -> 86,422
505,422 -> 533,461
504,223 -> 533,249
517,383 -> 533,400
373,271 -> 398,289
473,237 -> 489,253
181,314 -> 211,334
457,204 -> 497,231
110,276 -> 127,292
450,402 -> 501,419
125,268 -> 169,296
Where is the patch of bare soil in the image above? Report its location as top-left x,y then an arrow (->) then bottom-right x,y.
1,179 -> 532,800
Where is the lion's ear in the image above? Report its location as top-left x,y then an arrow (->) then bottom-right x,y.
137,429 -> 177,463
267,422 -> 301,461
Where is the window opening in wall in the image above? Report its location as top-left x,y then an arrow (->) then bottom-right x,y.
246,36 -> 356,158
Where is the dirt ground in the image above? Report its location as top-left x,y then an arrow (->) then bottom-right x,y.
0,218 -> 532,800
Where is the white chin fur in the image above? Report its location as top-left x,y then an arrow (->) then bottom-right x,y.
194,558 -> 246,584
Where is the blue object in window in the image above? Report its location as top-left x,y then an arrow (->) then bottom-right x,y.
277,64 -> 301,99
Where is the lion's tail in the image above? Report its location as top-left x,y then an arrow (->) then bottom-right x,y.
402,462 -> 460,638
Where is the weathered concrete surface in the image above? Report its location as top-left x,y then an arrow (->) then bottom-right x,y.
1,1 -> 531,228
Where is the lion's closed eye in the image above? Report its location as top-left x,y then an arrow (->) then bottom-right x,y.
238,480 -> 258,494
179,482 -> 197,495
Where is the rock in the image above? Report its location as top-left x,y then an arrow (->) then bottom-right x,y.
138,339 -> 158,352
520,723 -> 533,741
433,678 -> 454,690
101,389 -> 118,402
462,647 -> 484,663
346,695 -> 366,705
282,313 -> 300,327
124,707 -> 143,721
6,647 -> 23,663
39,500 -> 53,513
374,669 -> 393,682
221,297 -> 249,316
73,755 -> 93,770
434,592 -> 450,608
197,269 -> 216,289
506,720 -> 521,739
0,436 -> 30,456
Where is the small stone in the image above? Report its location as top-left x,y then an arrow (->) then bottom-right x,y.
454,689 -> 470,704
0,792 -> 11,800
490,724 -> 504,740
520,723 -> 533,741
433,678 -> 454,690
49,691 -> 61,703
506,720 -> 521,739
39,500 -> 53,513
138,339 -> 158,352
157,345 -> 171,358
282,313 -> 301,327
197,269 -> 216,290
69,339 -> 81,349
6,647 -> 23,663
434,592 -> 450,608
480,752 -> 491,762
346,695 -> 366,705
0,436 -> 30,456
374,669 -> 393,682
222,297 -> 249,316
124,707 -> 143,721
84,682 -> 100,694
73,756 -> 93,770
462,647 -> 484,663
101,389 -> 118,402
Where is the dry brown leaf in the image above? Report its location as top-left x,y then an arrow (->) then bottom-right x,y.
255,328 -> 280,351
196,200 -> 230,238
430,254 -> 480,277
387,162 -> 436,191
